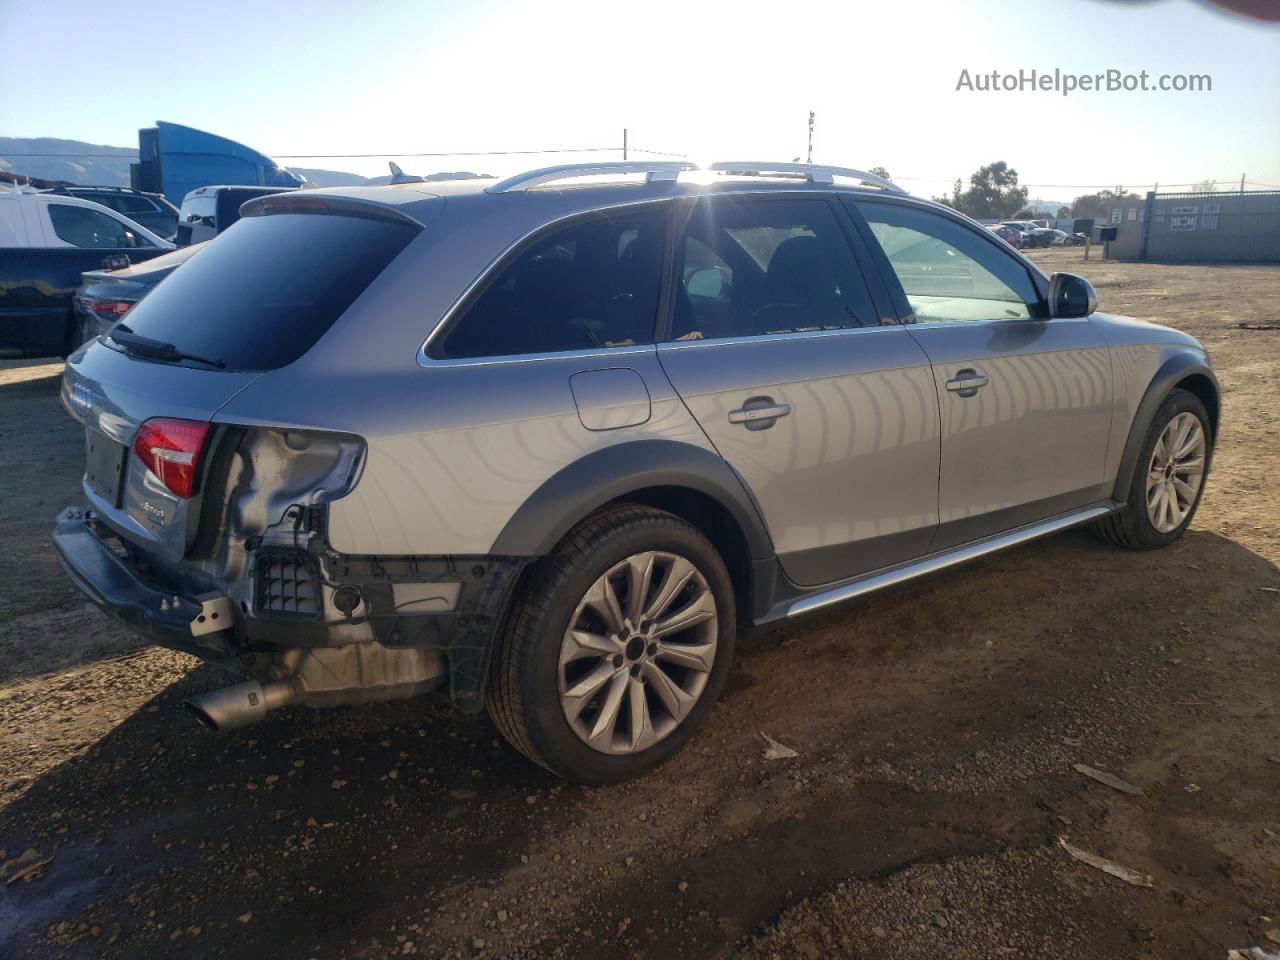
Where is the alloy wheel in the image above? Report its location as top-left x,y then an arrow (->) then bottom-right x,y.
1146,411 -> 1206,533
558,551 -> 718,755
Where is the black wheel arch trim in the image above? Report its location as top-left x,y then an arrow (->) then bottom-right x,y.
1112,352 -> 1219,502
489,439 -> 775,562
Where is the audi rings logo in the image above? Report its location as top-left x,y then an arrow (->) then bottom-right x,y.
69,382 -> 94,419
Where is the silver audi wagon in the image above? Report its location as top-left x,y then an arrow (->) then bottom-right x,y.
55,162 -> 1218,783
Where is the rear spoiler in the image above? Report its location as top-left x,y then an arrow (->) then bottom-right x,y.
238,193 -> 425,229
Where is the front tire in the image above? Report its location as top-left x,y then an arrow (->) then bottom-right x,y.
1094,388 -> 1211,549
488,505 -> 736,784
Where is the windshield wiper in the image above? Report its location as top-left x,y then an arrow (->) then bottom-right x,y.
108,330 -> 225,369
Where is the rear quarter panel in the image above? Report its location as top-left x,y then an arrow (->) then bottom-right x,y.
220,352 -> 715,557
212,193 -> 719,557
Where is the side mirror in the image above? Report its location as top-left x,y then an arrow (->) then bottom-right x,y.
1048,272 -> 1097,318
686,267 -> 725,299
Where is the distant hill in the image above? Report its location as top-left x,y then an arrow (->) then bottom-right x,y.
288,167 -> 495,187
0,137 -> 137,186
286,167 -> 370,187
0,137 -> 492,190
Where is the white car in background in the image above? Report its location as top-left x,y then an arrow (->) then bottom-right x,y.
0,189 -> 174,357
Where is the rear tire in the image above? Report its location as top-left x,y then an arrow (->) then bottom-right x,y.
1094,388 -> 1211,549
487,505 -> 736,785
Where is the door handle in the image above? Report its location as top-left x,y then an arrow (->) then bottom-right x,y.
728,400 -> 791,429
945,370 -> 989,397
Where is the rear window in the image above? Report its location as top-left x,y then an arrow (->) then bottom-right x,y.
180,196 -> 217,222
115,211 -> 417,371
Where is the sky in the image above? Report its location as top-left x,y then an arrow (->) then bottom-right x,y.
2,0 -> 1278,203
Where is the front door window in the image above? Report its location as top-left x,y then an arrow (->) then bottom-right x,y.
852,201 -> 1040,324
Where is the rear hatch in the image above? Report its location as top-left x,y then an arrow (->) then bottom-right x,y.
63,196 -> 423,565
63,351 -> 260,562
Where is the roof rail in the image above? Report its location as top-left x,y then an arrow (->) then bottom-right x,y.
484,160 -> 907,195
486,161 -> 698,193
707,162 -> 906,193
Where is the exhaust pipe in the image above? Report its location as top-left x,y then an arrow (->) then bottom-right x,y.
184,680 -> 296,731
181,644 -> 446,731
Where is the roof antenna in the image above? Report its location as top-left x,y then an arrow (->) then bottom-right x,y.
388,161 -> 425,184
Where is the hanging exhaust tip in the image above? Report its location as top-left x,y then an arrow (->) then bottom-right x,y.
183,680 -> 296,731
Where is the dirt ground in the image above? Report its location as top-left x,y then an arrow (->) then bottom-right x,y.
0,248 -> 1277,960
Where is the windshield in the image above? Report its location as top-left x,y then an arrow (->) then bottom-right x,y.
115,211 -> 418,371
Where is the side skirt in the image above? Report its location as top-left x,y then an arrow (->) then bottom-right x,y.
759,502 -> 1120,623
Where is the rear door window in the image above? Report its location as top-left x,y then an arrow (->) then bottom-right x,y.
47,203 -> 154,248
113,211 -> 418,371
433,204 -> 667,360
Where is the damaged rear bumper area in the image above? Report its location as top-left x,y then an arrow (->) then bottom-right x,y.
52,506 -> 528,728
53,507 -> 242,667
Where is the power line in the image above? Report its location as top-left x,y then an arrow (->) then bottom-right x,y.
628,147 -> 690,158
1,146 -> 629,160
2,152 -> 139,158
3,144 -> 691,163
891,176 -> 1252,190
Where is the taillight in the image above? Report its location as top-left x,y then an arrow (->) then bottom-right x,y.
79,297 -> 135,322
132,418 -> 210,499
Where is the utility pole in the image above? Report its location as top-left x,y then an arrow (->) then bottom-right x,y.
806,111 -> 814,164
1240,172 -> 1246,194
623,128 -> 628,161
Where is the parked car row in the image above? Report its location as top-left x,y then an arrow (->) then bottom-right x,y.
1055,229 -> 1089,246
44,185 -> 180,241
1,183 -> 292,359
986,220 -> 1088,249
0,190 -> 174,358
986,223 -> 1024,248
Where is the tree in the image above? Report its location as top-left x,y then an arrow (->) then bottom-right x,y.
1193,179 -> 1218,193
957,162 -> 1029,219
1056,206 -> 1072,218
1013,208 -> 1038,219
1067,189 -> 1131,219
933,178 -> 963,210
868,166 -> 892,180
